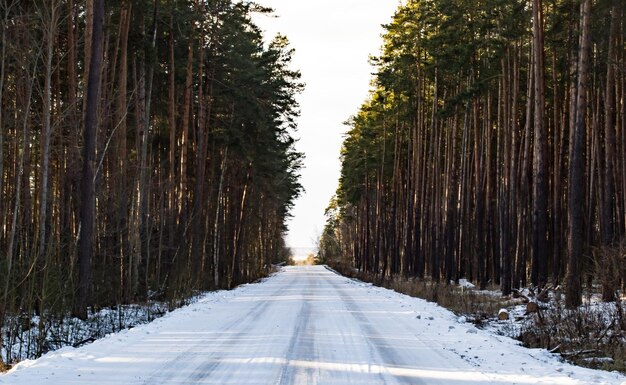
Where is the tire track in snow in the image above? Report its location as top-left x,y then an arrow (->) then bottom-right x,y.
329,278 -> 425,385
275,273 -> 319,385
327,272 -> 496,385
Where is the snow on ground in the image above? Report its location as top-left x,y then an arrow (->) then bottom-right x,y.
1,302 -> 174,365
1,265 -> 625,385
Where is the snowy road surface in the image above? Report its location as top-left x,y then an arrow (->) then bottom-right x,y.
2,266 -> 625,385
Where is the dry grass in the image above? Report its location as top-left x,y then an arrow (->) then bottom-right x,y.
518,241 -> 626,373
519,298 -> 626,372
331,264 -> 513,324
0,362 -> 10,373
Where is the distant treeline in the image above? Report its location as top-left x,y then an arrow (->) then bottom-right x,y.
320,0 -> 625,307
0,0 -> 301,363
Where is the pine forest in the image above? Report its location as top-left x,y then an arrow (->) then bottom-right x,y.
320,0 -> 626,308
0,0 -> 302,364
2,0 -> 626,376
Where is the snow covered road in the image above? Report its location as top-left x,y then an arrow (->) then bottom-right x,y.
2,265 -> 625,385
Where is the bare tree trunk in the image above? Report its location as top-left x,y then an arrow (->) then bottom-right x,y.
429,73 -> 440,281
115,0 -> 131,301
551,45 -> 565,284
566,0 -> 591,309
467,82 -> 484,287
168,15 -> 177,246
509,44 -> 520,288
178,42 -> 194,236
0,4 -> 8,338
190,41 -> 210,281
213,147 -> 228,287
130,54 -> 145,301
516,41 -> 534,289
621,7 -> 626,242
600,5 -> 619,301
602,5 -> 618,245
485,93 -> 498,284
231,171 -> 250,287
444,113 -> 459,284
64,0 -> 79,281
532,0 -> 549,287
500,53 -> 512,295
139,0 -> 158,296
74,0 -> 104,319
35,0 -> 59,320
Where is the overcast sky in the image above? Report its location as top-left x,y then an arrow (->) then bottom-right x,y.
253,1 -> 399,249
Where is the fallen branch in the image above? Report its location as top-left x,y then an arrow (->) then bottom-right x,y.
72,337 -> 96,348
549,344 -> 561,354
561,349 -> 597,358
595,318 -> 616,344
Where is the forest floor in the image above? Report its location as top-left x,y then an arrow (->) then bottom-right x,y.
1,265 -> 625,384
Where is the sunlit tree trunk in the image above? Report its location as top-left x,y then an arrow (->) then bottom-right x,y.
178,43 -> 193,237
531,0 -> 549,287
213,148 -> 228,287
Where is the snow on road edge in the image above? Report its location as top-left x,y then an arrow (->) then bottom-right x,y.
1,266 -> 625,385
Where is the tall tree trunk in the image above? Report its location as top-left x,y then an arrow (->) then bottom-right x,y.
532,0 -> 549,287
619,5 -> 626,243
471,93 -> 486,287
602,5 -> 618,246
74,0 -> 104,319
429,73 -> 440,281
213,147 -> 228,287
516,42 -> 534,289
178,42 -> 194,235
168,16 -> 177,247
444,114 -> 459,284
231,171 -> 250,287
509,44 -> 520,289
500,53 -> 512,296
115,0 -> 131,301
36,0 -> 59,318
600,5 -> 619,301
139,0 -> 158,296
190,42 -> 210,281
566,0 -> 591,309
64,0 -> 79,277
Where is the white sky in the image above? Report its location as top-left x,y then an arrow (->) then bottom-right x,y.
253,1 -> 400,249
